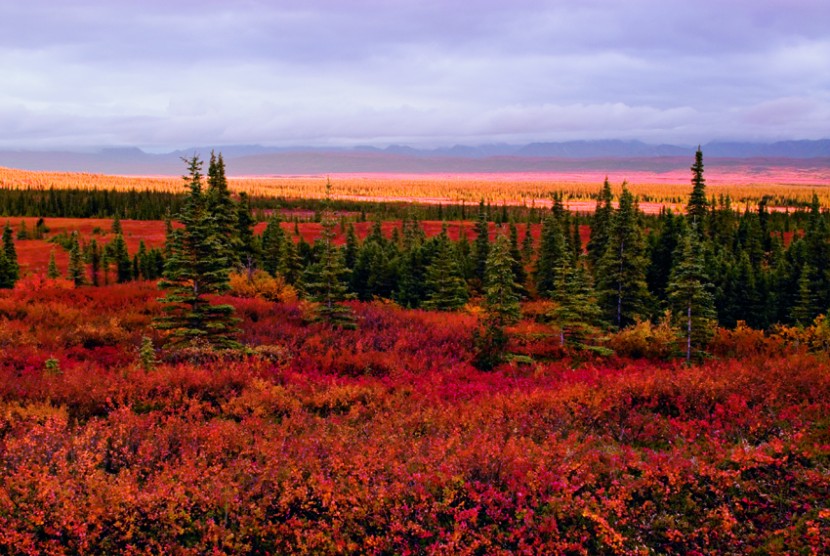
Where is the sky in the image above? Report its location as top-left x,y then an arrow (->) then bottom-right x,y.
1,0 -> 828,151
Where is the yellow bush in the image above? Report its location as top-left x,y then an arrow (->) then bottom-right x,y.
228,270 -> 297,303
608,312 -> 679,360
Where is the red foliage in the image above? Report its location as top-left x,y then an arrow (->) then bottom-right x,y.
1,285 -> 829,554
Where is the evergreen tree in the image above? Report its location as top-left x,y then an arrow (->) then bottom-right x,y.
89,238 -> 102,286
474,233 -> 521,369
791,264 -> 820,326
666,227 -> 716,361
646,210 -> 684,301
587,178 -> 614,269
549,260 -> 603,348
0,223 -> 19,288
207,151 -> 240,266
260,214 -> 285,276
471,200 -> 490,291
508,221 -> 527,296
687,146 -> 708,233
67,232 -> 86,286
47,250 -> 61,279
343,222 -> 359,269
110,233 -> 132,283
423,231 -> 469,311
595,187 -> 652,328
303,181 -> 356,328
155,155 -> 239,349
534,213 -> 569,299
236,191 -> 256,271
278,237 -> 304,290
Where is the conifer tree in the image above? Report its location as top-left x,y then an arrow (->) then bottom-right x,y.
471,200 -> 490,291
587,178 -> 614,269
89,238 -> 102,286
236,191 -> 256,271
0,223 -> 19,288
68,232 -> 86,286
595,187 -> 652,328
687,147 -> 709,234
343,222 -> 359,269
278,237 -> 304,290
303,181 -> 355,328
549,260 -> 603,348
207,151 -> 239,266
260,215 -> 285,277
666,227 -> 716,361
535,213 -> 569,298
791,264 -> 820,326
47,250 -> 61,279
508,221 -> 527,296
474,233 -> 521,369
155,155 -> 239,349
423,230 -> 469,311
110,233 -> 132,283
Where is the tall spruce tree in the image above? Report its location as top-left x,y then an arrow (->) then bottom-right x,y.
535,212 -> 570,299
686,147 -> 708,233
549,259 -> 603,348
474,233 -> 521,369
47,250 -> 61,279
587,178 -> 614,269
67,232 -> 86,286
595,187 -> 652,328
471,200 -> 490,291
0,223 -> 19,288
666,227 -> 716,361
206,151 -> 240,266
303,180 -> 356,328
423,229 -> 469,311
155,155 -> 239,349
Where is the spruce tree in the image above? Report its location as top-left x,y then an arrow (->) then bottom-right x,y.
791,264 -> 819,326
47,250 -> 61,279
155,155 -> 240,349
260,215 -> 285,277
587,178 -> 614,269
549,260 -> 603,348
508,221 -> 527,296
110,233 -> 132,283
0,223 -> 19,288
474,233 -> 521,369
303,181 -> 356,328
535,213 -> 569,299
471,200 -> 490,291
67,232 -> 86,286
236,191 -> 256,271
686,147 -> 709,233
207,151 -> 240,266
666,227 -> 716,361
595,187 -> 652,328
423,231 -> 469,311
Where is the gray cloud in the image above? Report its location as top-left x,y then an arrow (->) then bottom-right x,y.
0,1 -> 828,149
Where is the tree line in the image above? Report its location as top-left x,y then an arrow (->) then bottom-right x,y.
2,148 -> 829,360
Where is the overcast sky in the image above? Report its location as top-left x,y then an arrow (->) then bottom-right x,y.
1,0 -> 828,150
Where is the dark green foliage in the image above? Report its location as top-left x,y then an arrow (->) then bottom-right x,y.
155,155 -> 240,349
587,178 -> 614,269
508,221 -> 527,296
207,151 -> 241,267
303,181 -> 356,329
260,215 -> 286,277
423,230 -> 469,311
47,250 -> 61,279
236,191 -> 256,270
471,200 -> 490,291
686,147 -> 708,232
67,232 -> 86,286
595,187 -> 652,328
549,259 -> 604,348
647,210 -> 684,301
535,213 -> 570,299
0,223 -> 19,288
109,233 -> 132,283
666,227 -> 717,361
474,233 -> 520,370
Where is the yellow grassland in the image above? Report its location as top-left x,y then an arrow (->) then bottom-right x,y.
1,166 -> 828,208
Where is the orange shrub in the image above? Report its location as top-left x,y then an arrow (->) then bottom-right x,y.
228,270 -> 297,303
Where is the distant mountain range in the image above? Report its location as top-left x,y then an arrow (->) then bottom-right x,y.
0,139 -> 828,175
